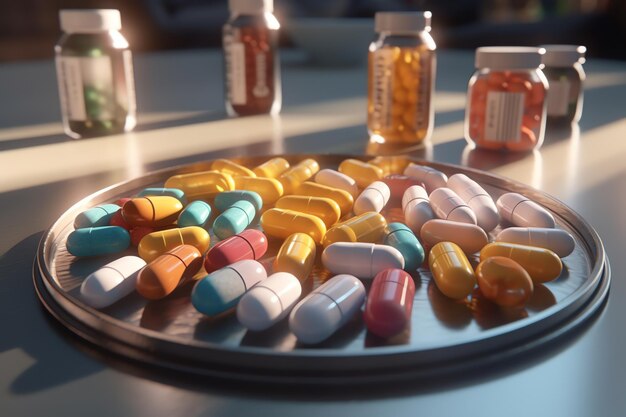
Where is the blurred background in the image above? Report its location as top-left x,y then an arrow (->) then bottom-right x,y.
1,0 -> 625,62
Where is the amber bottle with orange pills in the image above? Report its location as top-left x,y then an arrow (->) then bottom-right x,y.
367,12 -> 436,145
465,47 -> 548,152
223,0 -> 281,116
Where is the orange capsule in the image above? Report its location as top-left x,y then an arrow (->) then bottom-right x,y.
480,242 -> 562,283
428,242 -> 476,300
476,256 -> 533,308
138,226 -> 210,263
122,196 -> 183,228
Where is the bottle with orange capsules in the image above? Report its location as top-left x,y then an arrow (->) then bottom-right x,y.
367,11 -> 436,146
465,47 -> 548,152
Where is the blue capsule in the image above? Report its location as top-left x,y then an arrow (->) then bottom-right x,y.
178,201 -> 212,228
137,187 -> 187,204
213,200 -> 256,240
73,204 -> 120,229
214,190 -> 263,213
66,226 -> 130,257
383,222 -> 425,271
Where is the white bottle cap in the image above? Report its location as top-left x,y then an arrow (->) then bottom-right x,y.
375,11 -> 432,34
229,0 -> 273,14
475,46 -> 544,70
540,45 -> 586,67
60,9 -> 122,33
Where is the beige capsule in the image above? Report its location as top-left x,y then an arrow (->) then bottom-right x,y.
420,219 -> 489,254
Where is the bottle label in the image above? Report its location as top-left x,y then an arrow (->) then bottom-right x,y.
226,41 -> 247,105
415,51 -> 434,131
547,79 -> 571,116
371,49 -> 394,129
485,91 -> 525,142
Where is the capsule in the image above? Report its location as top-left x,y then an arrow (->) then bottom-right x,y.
66,226 -> 130,257
403,163 -> 448,193
294,182 -> 354,217
278,158 -> 320,195
275,195 -> 341,227
212,200 -> 256,240
383,222 -> 425,271
237,272 -> 302,331
314,169 -> 359,198
368,155 -> 411,176
122,196 -> 183,228
364,269 -> 415,338
178,200 -> 211,228
420,219 -> 489,254
204,229 -> 268,273
429,188 -> 477,224
252,157 -> 290,178
496,227 -> 575,257
260,208 -> 327,244
447,173 -> 499,232
136,245 -> 203,300
322,242 -> 404,279
402,185 -> 436,234
322,211 -> 387,247
74,203 -> 120,229
496,193 -> 556,228
354,181 -> 391,215
480,242 -> 563,283
273,233 -> 316,281
382,174 -> 423,202
233,176 -> 283,205
428,242 -> 476,299
211,159 -> 256,177
138,226 -> 210,262
137,187 -> 187,204
80,256 -> 146,308
130,226 -> 154,247
109,209 -> 129,230
289,274 -> 366,344
214,190 -> 263,212
476,256 -> 534,308
338,159 -> 384,188
191,260 -> 267,317
164,170 -> 235,201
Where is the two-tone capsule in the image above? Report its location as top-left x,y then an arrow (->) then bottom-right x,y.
260,208 -> 327,244
383,222 -> 425,271
322,242 -> 404,280
80,256 -> 146,308
364,269 -> 415,338
322,211 -> 387,247
204,229 -> 268,273
428,241 -> 476,299
212,200 -> 256,240
138,226 -> 210,262
273,233 -> 317,281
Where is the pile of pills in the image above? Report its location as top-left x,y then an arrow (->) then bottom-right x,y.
68,157 -> 576,344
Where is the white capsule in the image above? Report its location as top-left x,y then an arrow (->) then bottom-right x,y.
289,274 -> 366,344
353,181 -> 390,215
447,173 -> 499,232
401,185 -> 436,234
80,256 -> 147,308
314,169 -> 359,198
429,188 -> 477,225
496,227 -> 575,257
403,163 -> 448,194
322,242 -> 404,279
496,192 -> 556,228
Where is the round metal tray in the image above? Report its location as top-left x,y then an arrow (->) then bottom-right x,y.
33,154 -> 610,384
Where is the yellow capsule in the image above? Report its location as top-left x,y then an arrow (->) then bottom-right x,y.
164,170 -> 234,201
429,242 -> 476,300
210,159 -> 256,177
480,242 -> 563,283
273,232 -> 317,282
338,159 -> 384,188
252,157 -> 290,178
275,195 -> 341,228
295,182 -> 353,217
138,226 -> 210,263
322,211 -> 387,247
278,158 -> 320,195
233,176 -> 283,205
260,208 -> 326,244
368,156 -> 411,176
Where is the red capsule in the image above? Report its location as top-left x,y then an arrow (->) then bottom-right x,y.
382,174 -> 424,202
130,226 -> 155,247
115,197 -> 132,207
204,229 -> 268,273
109,209 -> 130,230
364,268 -> 416,338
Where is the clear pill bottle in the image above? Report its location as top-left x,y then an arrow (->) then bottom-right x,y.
540,45 -> 586,124
367,11 -> 436,145
55,9 -> 136,139
223,0 -> 281,116
465,47 -> 548,152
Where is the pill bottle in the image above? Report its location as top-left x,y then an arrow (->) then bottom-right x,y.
223,0 -> 281,116
540,45 -> 586,124
55,9 -> 136,139
465,47 -> 548,152
367,11 -> 436,145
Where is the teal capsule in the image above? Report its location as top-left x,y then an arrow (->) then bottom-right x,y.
214,190 -> 263,212
383,222 -> 425,272
137,187 -> 187,204
213,200 -> 256,240
73,204 -> 120,229
178,200 -> 212,228
66,226 -> 130,257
